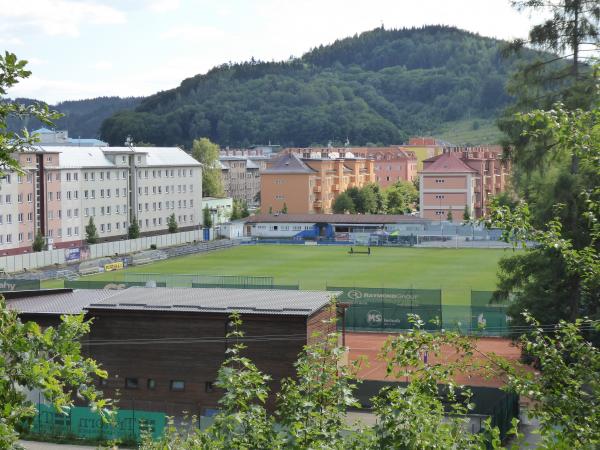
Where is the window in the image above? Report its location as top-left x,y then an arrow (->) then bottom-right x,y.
6,234 -> 12,243
74,208 -> 79,217
122,156 -> 126,163
84,190 -> 89,199
91,190 -> 96,199
66,227 -> 72,237
27,212 -> 33,222
170,380 -> 185,391
85,208 -> 89,217
107,223 -> 111,232
27,193 -> 32,203
122,170 -> 127,179
100,189 -> 104,198
17,194 -> 22,203
28,232 -> 33,241
205,381 -> 214,393
66,173 -> 72,181
147,379 -> 156,390
17,175 -> 22,184
106,206 -> 111,215
66,191 -> 71,200
107,189 -> 111,198
17,213 -> 23,223
74,173 -> 78,181
100,172 -> 104,181
84,172 -> 89,181
106,171 -> 110,180
125,378 -> 139,389
100,224 -> 105,232
18,233 -> 23,242
47,173 -> 52,182
47,192 -> 52,201
74,227 -> 79,236
48,210 -> 54,220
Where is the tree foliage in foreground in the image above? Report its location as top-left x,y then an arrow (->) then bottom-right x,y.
333,181 -> 417,214
141,309 -> 600,449
487,104 -> 599,327
0,297 -> 111,448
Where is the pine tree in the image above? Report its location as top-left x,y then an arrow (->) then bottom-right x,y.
128,216 -> 140,239
32,230 -> 44,252
85,217 -> 99,244
281,202 -> 288,214
167,213 -> 178,233
203,206 -> 213,228
463,205 -> 471,223
447,206 -> 453,223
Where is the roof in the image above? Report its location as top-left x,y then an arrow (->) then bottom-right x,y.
143,147 -> 201,167
67,138 -> 107,146
6,289 -> 122,315
30,146 -> 201,169
33,127 -> 55,134
421,152 -> 477,174
263,153 -> 317,174
85,287 -> 334,316
245,214 -> 429,225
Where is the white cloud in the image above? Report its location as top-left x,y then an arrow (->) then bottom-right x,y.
0,0 -> 126,37
147,0 -> 180,13
160,25 -> 225,43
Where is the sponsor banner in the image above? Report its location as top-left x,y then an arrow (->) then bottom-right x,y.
328,286 -> 441,306
329,286 -> 442,332
104,261 -> 124,272
0,279 -> 40,292
64,248 -> 81,262
31,403 -> 165,440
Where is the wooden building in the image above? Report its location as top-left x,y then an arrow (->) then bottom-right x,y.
7,287 -> 337,417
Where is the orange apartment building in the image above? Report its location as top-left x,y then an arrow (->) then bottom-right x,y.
261,153 -> 375,214
282,147 -> 417,188
419,148 -> 510,220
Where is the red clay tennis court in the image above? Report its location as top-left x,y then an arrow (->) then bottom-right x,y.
347,332 -> 529,388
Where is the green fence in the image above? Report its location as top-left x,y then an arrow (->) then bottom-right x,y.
0,278 -> 40,292
65,280 -> 167,289
328,286 -> 442,332
191,282 -> 299,290
470,291 -> 511,336
329,287 -> 510,336
124,273 -> 274,288
29,404 -> 165,441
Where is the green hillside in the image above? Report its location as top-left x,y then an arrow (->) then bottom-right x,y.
432,118 -> 504,145
100,26 -> 539,148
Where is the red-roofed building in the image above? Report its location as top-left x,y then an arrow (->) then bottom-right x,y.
419,149 -> 510,220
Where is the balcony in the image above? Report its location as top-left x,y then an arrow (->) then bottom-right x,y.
313,185 -> 322,193
313,200 -> 323,208
332,184 -> 340,191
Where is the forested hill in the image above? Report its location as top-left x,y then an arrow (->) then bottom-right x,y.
7,96 -> 142,139
100,26 -> 532,148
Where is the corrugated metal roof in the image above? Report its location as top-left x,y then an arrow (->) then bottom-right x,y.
6,289 -> 122,315
245,213 -> 429,224
86,287 -> 335,316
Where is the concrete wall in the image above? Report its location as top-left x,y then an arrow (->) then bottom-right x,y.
0,229 -> 203,273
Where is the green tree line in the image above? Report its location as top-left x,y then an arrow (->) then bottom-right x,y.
99,26 -> 545,149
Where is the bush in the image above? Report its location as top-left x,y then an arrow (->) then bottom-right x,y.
150,244 -> 157,250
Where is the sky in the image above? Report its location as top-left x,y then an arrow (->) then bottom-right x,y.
1,0 -> 540,104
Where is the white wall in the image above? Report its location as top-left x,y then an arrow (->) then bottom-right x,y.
249,222 -> 315,238
0,229 -> 203,273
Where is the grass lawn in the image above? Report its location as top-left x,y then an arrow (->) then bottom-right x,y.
43,245 -> 510,305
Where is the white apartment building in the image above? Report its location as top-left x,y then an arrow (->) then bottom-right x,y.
0,146 -> 202,256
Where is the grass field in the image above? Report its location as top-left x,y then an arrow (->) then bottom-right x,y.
43,245 -> 510,304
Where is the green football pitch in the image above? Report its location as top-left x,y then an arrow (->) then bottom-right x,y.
44,245 -> 510,305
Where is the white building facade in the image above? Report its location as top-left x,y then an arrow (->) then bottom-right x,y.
0,146 -> 202,256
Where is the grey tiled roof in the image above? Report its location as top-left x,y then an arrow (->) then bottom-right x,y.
7,289 -> 122,315
263,153 -> 317,174
86,287 -> 336,316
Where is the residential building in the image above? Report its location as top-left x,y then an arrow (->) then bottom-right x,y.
261,153 -> 375,214
283,147 -> 418,188
6,287 -> 336,416
0,145 -> 202,256
219,156 -> 266,206
418,148 -> 509,220
33,128 -> 108,147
